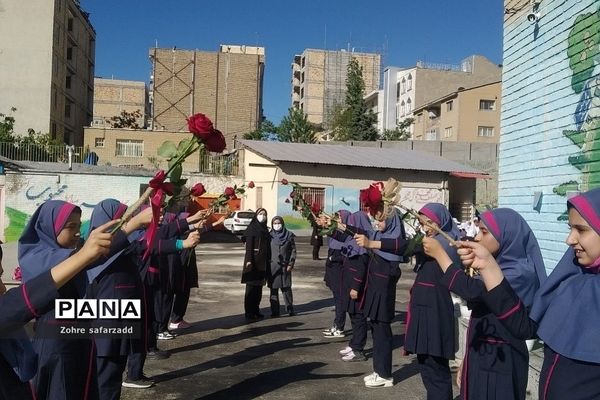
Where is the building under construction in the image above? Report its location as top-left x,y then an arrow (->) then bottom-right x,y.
291,49 -> 381,128
149,45 -> 265,148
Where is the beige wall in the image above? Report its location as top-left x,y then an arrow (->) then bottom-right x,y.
242,150 -> 280,217
293,49 -> 381,127
0,0 -> 95,145
150,47 -> 264,148
93,78 -> 147,127
84,127 -> 200,171
413,82 -> 501,143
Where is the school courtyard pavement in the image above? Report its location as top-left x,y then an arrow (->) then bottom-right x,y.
121,234 -> 460,400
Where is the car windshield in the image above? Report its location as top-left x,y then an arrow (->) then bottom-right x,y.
237,212 -> 255,219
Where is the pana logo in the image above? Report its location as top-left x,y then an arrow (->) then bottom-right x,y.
55,299 -> 142,319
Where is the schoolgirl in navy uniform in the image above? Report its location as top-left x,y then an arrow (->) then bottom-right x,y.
0,221 -> 115,400
322,210 -> 351,338
422,208 -> 546,400
85,199 -> 152,400
18,200 -> 146,400
329,211 -> 373,362
404,203 -> 461,399
353,211 -> 406,388
125,207 -> 202,387
456,189 -> 600,400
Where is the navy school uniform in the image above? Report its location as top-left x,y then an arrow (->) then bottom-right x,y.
324,247 -> 346,330
126,218 -> 192,380
483,278 -> 600,400
442,264 -> 529,400
0,270 -> 59,400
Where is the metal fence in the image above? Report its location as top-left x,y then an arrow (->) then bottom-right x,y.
0,142 -> 87,163
198,153 -> 240,176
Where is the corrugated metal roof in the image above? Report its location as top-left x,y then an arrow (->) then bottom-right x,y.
240,140 -> 484,175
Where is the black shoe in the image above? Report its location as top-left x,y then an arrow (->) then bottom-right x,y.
287,306 -> 296,317
146,349 -> 170,360
122,375 -> 155,388
245,313 -> 264,322
271,313 -> 281,318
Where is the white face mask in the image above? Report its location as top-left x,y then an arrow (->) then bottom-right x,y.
257,214 -> 266,223
272,223 -> 283,231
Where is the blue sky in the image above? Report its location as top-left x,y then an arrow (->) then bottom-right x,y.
82,0 -> 503,124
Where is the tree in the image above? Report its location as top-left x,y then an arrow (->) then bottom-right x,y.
381,118 -> 414,141
0,107 -> 17,142
278,108 -> 316,143
106,109 -> 143,129
243,119 -> 277,141
332,58 -> 378,141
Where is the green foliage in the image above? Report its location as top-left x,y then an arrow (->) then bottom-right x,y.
381,118 -> 414,141
332,58 -> 378,141
567,10 -> 600,94
278,108 -> 316,143
105,109 -> 143,129
243,119 -> 278,141
157,141 -> 178,159
0,107 -> 17,143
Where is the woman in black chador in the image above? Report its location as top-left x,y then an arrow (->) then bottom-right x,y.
242,208 -> 271,321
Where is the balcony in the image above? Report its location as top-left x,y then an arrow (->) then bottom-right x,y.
292,92 -> 300,102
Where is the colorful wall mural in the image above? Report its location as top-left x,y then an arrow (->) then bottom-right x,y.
499,0 -> 600,268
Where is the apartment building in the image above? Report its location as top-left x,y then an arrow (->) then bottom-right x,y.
291,49 -> 381,127
412,81 -> 501,142
93,78 -> 148,128
0,0 -> 95,145
381,55 -> 501,137
150,45 -> 265,148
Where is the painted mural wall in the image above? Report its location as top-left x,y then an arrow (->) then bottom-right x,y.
276,183 -> 444,234
499,0 -> 600,269
3,171 -> 244,242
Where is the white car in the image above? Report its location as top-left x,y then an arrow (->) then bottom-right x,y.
223,210 -> 254,234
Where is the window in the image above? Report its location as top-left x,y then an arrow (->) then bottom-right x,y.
66,47 -> 73,60
395,103 -> 402,123
396,82 -> 401,100
95,137 -> 105,147
446,100 -> 453,112
301,71 -> 305,83
444,127 -> 453,138
65,75 -> 72,89
64,102 -> 71,118
297,187 -> 325,211
400,101 -> 406,117
406,98 -> 412,114
300,88 -> 304,98
301,56 -> 305,68
426,129 -> 438,141
67,17 -> 73,32
479,100 -> 495,110
51,122 -> 57,139
116,139 -> 144,157
401,78 -> 406,94
407,74 -> 413,91
478,126 -> 495,137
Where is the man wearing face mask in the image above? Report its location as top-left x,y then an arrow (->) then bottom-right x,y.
267,216 -> 297,317
242,208 -> 271,321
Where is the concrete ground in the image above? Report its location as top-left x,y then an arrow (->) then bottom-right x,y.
120,235 -> 459,400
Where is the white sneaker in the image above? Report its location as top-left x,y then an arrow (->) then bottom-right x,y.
363,372 -> 377,382
339,346 -> 353,355
169,320 -> 191,330
342,350 -> 366,362
322,326 -> 335,335
157,331 -> 175,340
364,373 -> 393,388
330,328 -> 345,338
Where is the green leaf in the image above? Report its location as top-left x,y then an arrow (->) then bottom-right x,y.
238,188 -> 245,194
177,139 -> 191,153
178,178 -> 188,186
170,164 -> 182,183
158,141 -> 178,159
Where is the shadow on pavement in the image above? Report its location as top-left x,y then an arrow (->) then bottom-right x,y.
196,362 -> 363,400
153,337 -> 329,384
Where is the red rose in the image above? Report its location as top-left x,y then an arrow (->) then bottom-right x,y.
187,113 -> 214,140
204,129 -> 226,153
281,178 -> 289,185
224,187 -> 235,198
290,191 -> 296,198
190,183 -> 206,197
360,183 -> 383,216
247,181 -> 255,189
311,203 -> 321,214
